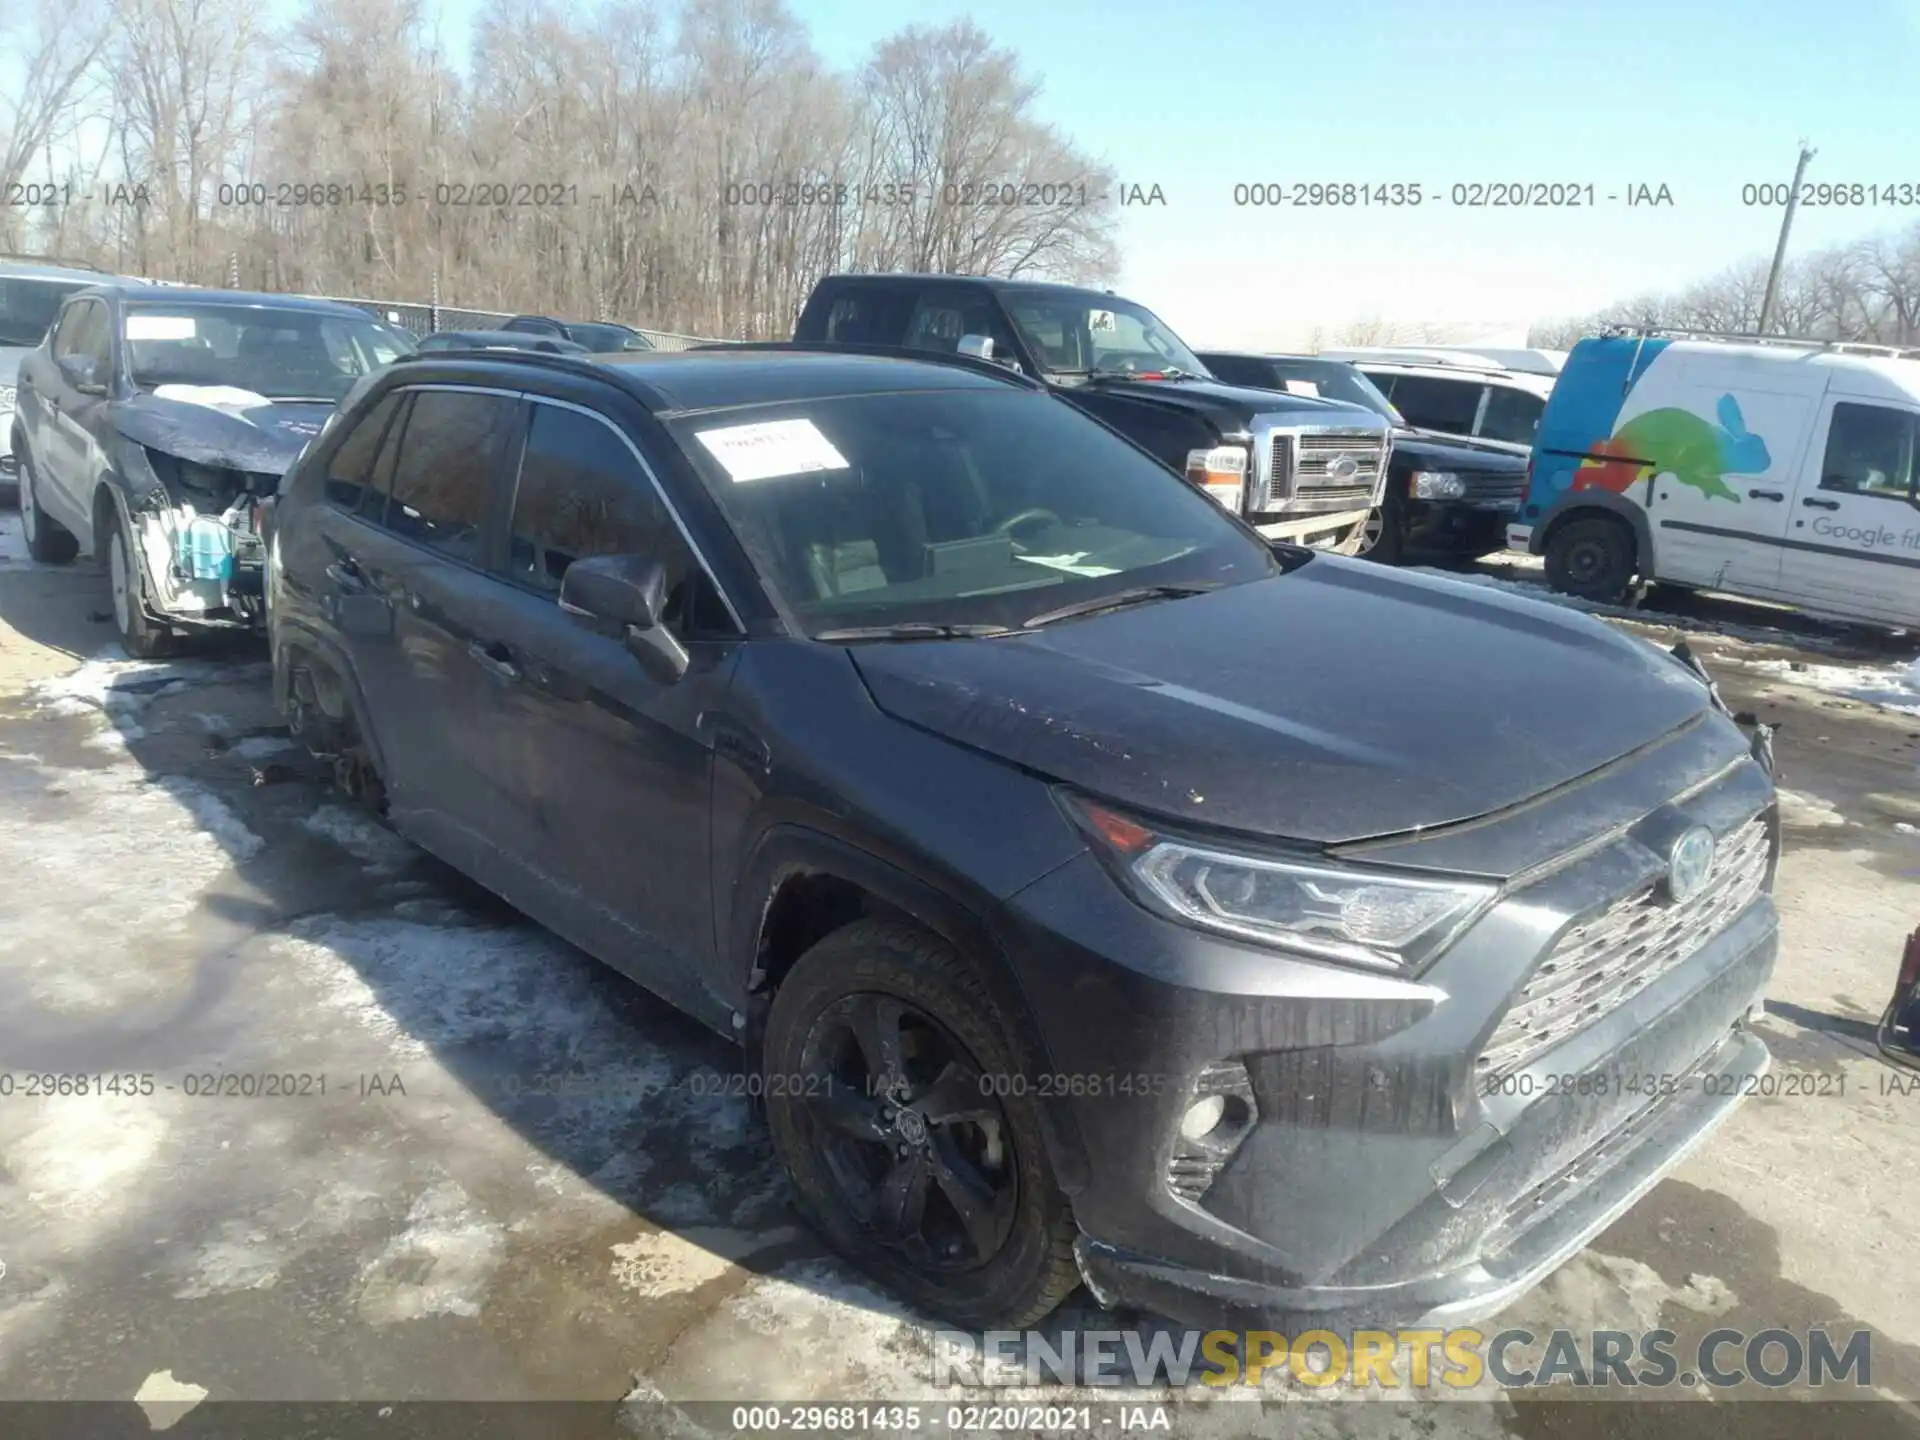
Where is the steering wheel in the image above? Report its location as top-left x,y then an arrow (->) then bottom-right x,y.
995,508 -> 1062,540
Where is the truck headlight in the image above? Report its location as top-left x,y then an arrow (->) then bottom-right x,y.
1413,476 -> 1466,503
1185,444 -> 1249,514
1068,796 -> 1495,974
1410,470 -> 1465,500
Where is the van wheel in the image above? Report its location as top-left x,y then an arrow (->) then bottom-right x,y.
1544,514 -> 1636,604
19,450 -> 78,565
107,513 -> 177,659
761,919 -> 1080,1329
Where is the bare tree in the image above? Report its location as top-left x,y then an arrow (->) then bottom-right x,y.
0,0 -> 113,252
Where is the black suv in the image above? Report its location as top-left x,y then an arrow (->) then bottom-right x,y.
1200,352 -> 1530,566
267,344 -> 1778,1332
502,314 -> 656,353
793,274 -> 1392,552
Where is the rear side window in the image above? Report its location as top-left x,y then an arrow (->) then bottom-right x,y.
1480,385 -> 1545,446
1198,355 -> 1267,387
1820,403 -> 1918,502
818,289 -> 912,345
324,392 -> 403,510
379,389 -> 515,563
506,404 -> 683,594
1385,375 -> 1482,434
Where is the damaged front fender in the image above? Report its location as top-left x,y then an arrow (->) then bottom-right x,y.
112,441 -> 268,631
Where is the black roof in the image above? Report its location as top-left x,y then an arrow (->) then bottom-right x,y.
819,272 -> 1125,304
386,346 -> 1030,415
80,284 -> 373,317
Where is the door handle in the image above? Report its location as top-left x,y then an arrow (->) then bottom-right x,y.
326,559 -> 367,592
1747,489 -> 1783,501
1801,497 -> 1841,510
468,640 -> 521,683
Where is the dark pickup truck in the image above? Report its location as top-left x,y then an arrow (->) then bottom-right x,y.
1199,350 -> 1530,566
793,274 -> 1392,550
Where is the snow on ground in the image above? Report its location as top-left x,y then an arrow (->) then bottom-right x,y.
1732,655 -> 1920,717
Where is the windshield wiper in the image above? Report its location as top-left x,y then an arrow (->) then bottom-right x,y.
1021,582 -> 1220,630
814,621 -> 1015,642
1087,366 -> 1204,382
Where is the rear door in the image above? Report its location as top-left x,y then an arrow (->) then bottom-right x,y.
321,384 -> 522,871
1777,398 -> 1920,625
472,396 -> 742,1024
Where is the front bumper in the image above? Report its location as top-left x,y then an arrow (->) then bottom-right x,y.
1251,506 -> 1372,548
991,728 -> 1776,1330
1401,499 -> 1513,559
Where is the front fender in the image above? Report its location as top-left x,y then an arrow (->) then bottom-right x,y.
1534,486 -> 1656,569
731,823 -> 1092,1194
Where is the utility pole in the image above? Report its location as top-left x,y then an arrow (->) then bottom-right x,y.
1758,141 -> 1816,334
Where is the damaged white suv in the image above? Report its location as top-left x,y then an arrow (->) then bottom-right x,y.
10,284 -> 415,655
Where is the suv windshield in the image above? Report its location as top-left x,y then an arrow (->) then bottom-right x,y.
1000,289 -> 1209,379
125,303 -> 405,402
1268,360 -> 1405,424
0,276 -> 93,348
669,387 -> 1277,634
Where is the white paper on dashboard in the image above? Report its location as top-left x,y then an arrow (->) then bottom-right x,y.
695,418 -> 850,482
1014,552 -> 1122,577
127,315 -> 199,341
1283,379 -> 1320,397
152,384 -> 272,415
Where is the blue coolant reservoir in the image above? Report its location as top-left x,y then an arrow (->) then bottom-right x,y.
183,516 -> 235,582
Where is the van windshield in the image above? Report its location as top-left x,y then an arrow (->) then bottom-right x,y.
669,387 -> 1277,634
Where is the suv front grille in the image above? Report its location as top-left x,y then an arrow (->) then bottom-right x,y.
1476,813 -> 1771,1082
1459,469 -> 1527,504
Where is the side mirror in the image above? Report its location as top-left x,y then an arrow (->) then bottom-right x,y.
558,553 -> 689,684
958,334 -> 1021,372
59,354 -> 105,394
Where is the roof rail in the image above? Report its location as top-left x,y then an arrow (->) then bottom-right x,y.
0,251 -> 106,273
690,340 -> 1047,389
1598,325 -> 1920,361
394,346 -> 611,377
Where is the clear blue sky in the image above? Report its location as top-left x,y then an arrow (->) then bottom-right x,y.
437,0 -> 1920,344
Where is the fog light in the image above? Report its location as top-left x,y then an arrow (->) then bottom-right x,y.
1179,1094 -> 1226,1140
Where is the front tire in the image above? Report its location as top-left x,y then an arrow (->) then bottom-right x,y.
1544,513 -> 1637,604
19,449 -> 79,565
107,509 -> 177,659
762,919 -> 1080,1329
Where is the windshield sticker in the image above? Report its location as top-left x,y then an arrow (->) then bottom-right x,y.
1088,310 -> 1116,332
1284,379 -> 1321,397
127,315 -> 198,341
695,418 -> 850,482
1014,552 -> 1122,578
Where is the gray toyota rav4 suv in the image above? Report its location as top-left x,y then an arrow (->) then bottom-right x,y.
265,343 -> 1779,1331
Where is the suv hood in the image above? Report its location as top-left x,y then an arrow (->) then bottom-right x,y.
1070,374 -> 1377,431
848,560 -> 1712,847
113,391 -> 336,476
1391,428 -> 1529,471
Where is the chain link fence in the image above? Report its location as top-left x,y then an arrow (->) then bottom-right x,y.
329,294 -> 727,351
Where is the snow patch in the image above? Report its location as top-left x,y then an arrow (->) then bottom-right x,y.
1778,788 -> 1851,829
233,734 -> 297,760
172,1221 -> 284,1299
355,1179 -> 506,1323
610,1227 -> 746,1297
301,804 -> 417,873
9,1097 -> 171,1221
132,1370 -> 209,1430
1737,656 -> 1920,717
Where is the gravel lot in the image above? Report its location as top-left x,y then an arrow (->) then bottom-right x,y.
4,515 -> 1920,1438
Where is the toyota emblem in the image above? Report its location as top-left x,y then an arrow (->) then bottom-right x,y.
1666,826 -> 1717,903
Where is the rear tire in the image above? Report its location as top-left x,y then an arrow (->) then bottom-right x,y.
761,919 -> 1080,1329
106,508 -> 177,659
1544,513 -> 1637,604
19,449 -> 79,565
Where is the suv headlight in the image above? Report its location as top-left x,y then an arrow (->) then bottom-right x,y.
1410,470 -> 1465,499
1068,796 -> 1495,974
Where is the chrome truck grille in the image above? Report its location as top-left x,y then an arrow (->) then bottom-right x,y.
1251,420 -> 1390,513
1476,813 -> 1771,1083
